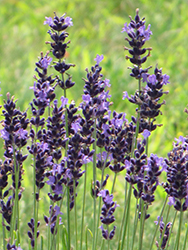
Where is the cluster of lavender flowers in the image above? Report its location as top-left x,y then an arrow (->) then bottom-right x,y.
0,8 -> 187,250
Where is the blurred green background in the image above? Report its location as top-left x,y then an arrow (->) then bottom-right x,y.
0,0 -> 188,249
0,0 -> 188,157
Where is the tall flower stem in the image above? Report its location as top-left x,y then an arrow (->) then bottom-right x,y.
2,216 -> 6,250
80,163 -> 87,250
138,201 -> 146,250
111,172 -> 117,194
95,164 -> 105,250
92,119 -> 97,250
174,208 -> 183,250
165,210 -> 177,250
119,183 -> 132,250
33,150 -> 38,250
66,186 -> 71,250
10,143 -> 19,243
63,85 -> 71,250
149,195 -> 168,250
74,180 -> 78,250
131,198 -> 139,250
117,180 -> 127,250
182,223 -> 188,250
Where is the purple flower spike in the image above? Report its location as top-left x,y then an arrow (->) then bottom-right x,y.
44,17 -> 53,26
94,54 -> 104,64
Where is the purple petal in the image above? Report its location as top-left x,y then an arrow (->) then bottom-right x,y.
94,54 -> 104,64
44,17 -> 53,26
65,16 -> 73,27
142,129 -> 151,139
122,91 -> 128,100
61,96 -> 68,107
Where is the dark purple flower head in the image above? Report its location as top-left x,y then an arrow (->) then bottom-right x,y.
98,189 -> 118,240
44,14 -> 73,28
164,139 -> 188,211
122,8 -> 152,73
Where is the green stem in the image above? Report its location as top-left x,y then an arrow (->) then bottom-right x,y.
95,164 -> 105,250
10,143 -> 19,244
2,215 -> 6,250
138,202 -> 146,250
74,180 -> 78,250
66,186 -> 71,250
165,210 -> 177,250
149,195 -> 168,250
80,163 -> 87,250
174,209 -> 183,250
131,198 -> 139,250
92,119 -> 97,250
182,223 -> 188,250
100,239 -> 105,250
120,184 -> 132,250
63,86 -> 70,250
33,152 -> 38,250
117,181 -> 127,250
111,172 -> 117,194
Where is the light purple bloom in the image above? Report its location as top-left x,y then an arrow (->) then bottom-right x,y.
61,96 -> 68,107
175,135 -> 185,146
124,159 -> 131,169
71,122 -> 81,133
168,196 -> 175,206
144,24 -> 152,41
65,16 -> 73,27
98,190 -> 113,204
38,90 -> 48,102
142,73 -> 148,83
44,17 -> 53,26
54,184 -> 63,195
41,57 -> 52,69
1,129 -> 10,140
103,78 -> 111,87
142,129 -> 151,139
94,54 -> 104,64
111,117 -> 123,128
82,94 -> 91,103
121,22 -> 134,34
46,176 -> 55,185
97,151 -> 112,162
162,74 -> 170,85
82,155 -> 93,164
154,216 -> 163,227
138,24 -> 152,41
54,205 -> 63,216
122,91 -> 128,100
148,74 -> 157,85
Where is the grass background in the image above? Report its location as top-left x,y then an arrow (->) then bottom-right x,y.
0,0 -> 188,249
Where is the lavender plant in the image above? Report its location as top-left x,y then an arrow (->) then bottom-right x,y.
0,8 -> 187,250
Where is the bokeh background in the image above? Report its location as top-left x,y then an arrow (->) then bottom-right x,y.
1,0 -> 188,158
1,0 -> 188,249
